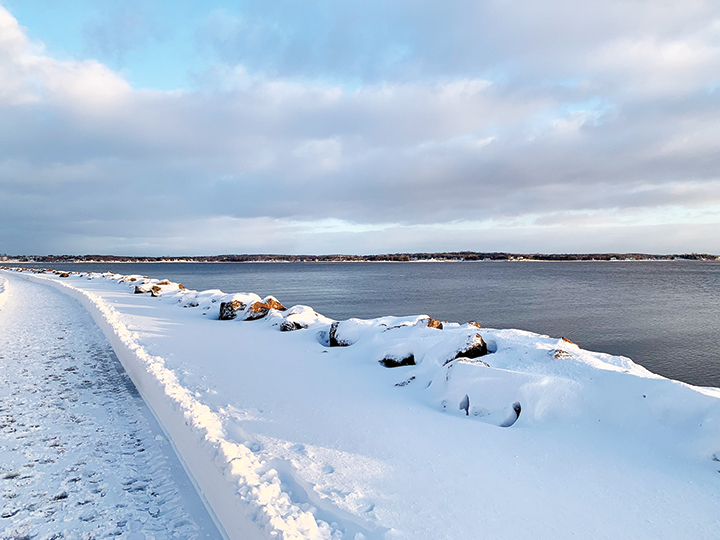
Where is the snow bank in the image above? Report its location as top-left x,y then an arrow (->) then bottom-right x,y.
3,267 -> 720,540
0,274 -> 8,308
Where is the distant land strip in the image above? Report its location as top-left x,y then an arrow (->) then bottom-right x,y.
2,252 -> 719,263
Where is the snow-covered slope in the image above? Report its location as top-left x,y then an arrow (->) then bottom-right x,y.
0,274 -> 8,308
3,268 -> 720,540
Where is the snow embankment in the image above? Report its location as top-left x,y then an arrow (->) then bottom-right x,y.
0,274 -> 8,308
3,267 -> 720,540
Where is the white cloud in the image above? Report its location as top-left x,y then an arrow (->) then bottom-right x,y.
0,6 -> 130,107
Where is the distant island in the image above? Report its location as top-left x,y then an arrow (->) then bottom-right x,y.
2,251 -> 719,263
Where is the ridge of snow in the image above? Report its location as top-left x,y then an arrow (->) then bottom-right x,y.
0,274 -> 8,308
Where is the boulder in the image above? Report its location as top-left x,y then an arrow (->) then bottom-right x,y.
150,285 -> 162,297
134,284 -> 153,294
280,320 -> 306,332
219,300 -> 246,320
328,321 -> 352,346
445,333 -> 488,365
468,321 -> 481,328
59,273 -> 70,278
156,280 -> 171,285
245,297 -> 287,321
379,354 -> 416,368
417,317 -> 443,330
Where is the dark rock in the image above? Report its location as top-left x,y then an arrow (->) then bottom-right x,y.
445,333 -> 488,364
328,321 -> 353,346
59,273 -> 70,278
560,337 -> 575,345
134,284 -> 152,294
280,320 -> 306,332
245,297 -> 287,320
379,354 -> 415,368
395,376 -> 416,387
219,300 -> 246,320
150,285 -> 162,297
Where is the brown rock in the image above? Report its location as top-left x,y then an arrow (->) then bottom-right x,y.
468,321 -> 481,328
59,273 -> 70,278
157,280 -> 171,285
219,300 -> 246,320
150,285 -> 162,297
417,317 -> 443,330
178,284 -> 186,290
560,337 -> 575,345
245,298 -> 287,320
134,284 -> 152,294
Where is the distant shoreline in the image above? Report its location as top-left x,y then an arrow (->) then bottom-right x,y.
3,251 -> 719,264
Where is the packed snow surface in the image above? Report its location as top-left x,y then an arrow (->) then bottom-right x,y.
0,276 -> 222,540
2,268 -> 720,540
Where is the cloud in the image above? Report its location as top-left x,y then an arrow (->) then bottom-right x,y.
0,6 -> 130,107
1,3 -> 720,255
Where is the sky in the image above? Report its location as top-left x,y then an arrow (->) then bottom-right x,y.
1,0 -> 719,256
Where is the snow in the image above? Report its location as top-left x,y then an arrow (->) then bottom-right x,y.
0,276 -> 223,540
2,268 -> 720,540
0,274 -> 8,309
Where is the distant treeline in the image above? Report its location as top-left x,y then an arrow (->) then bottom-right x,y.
6,252 -> 719,263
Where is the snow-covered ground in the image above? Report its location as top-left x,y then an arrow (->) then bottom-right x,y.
2,268 -> 720,540
0,276 -> 223,540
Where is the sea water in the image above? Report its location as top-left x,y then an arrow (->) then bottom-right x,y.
25,260 -> 720,387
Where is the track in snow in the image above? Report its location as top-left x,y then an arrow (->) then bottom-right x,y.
0,277 -> 223,540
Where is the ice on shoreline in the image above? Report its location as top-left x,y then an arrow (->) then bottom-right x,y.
3,267 -> 720,540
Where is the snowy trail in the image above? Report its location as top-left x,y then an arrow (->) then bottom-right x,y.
0,277 -> 223,539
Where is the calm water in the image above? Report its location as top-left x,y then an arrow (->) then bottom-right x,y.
24,261 -> 720,387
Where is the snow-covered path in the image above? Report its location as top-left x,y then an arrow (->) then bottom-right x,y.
0,277 -> 223,539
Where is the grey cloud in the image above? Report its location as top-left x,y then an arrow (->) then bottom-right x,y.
2,3 -> 720,255
194,0 -> 720,92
